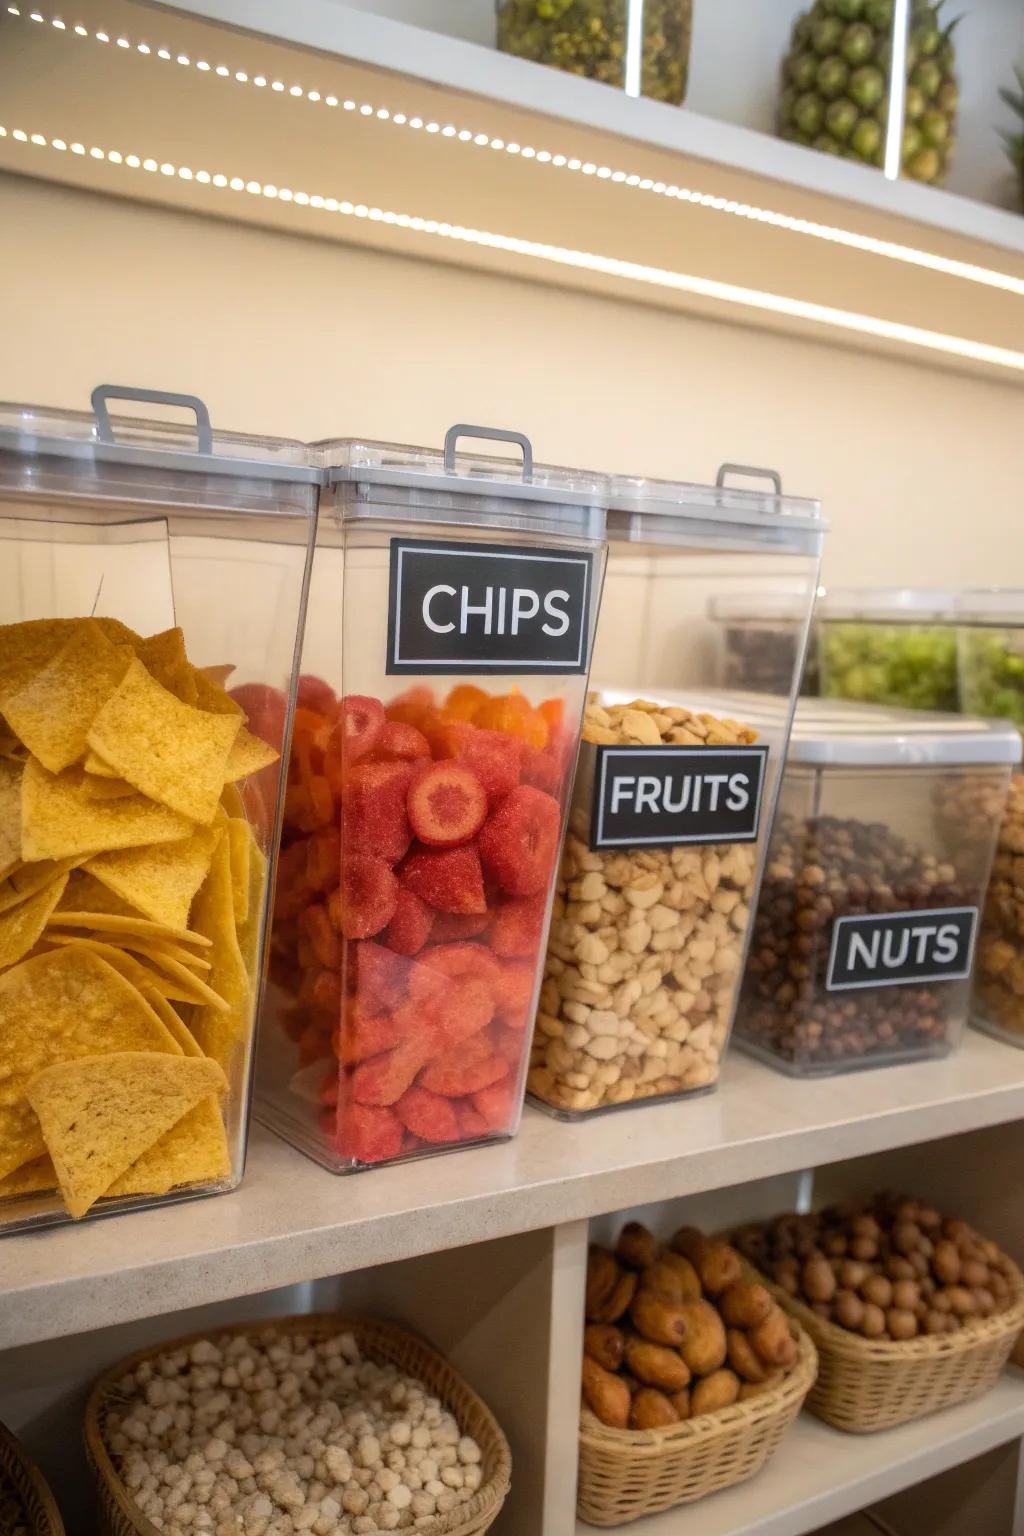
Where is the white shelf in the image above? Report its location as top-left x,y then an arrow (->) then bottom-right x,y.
5,1031 -> 1024,1351
593,1373 -> 1024,1536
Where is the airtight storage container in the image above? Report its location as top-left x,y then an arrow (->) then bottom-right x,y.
710,591 -> 820,696
0,385 -> 317,1231
527,463 -> 824,1116
735,700 -> 1020,1076
819,588 -> 958,711
259,425 -> 607,1171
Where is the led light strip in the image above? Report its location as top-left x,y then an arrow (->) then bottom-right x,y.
6,4 -> 1024,300
4,124 -> 1023,375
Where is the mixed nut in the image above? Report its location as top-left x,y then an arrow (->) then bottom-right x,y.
528,698 -> 758,1113
972,774 -> 1024,1040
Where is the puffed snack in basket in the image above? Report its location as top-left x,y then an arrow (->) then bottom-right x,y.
0,1418 -> 66,1536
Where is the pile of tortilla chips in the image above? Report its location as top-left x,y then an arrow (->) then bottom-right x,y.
0,617 -> 276,1220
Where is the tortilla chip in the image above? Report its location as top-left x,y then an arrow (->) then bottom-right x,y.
87,658 -> 240,824
0,618 -> 81,699
94,617 -> 143,648
48,910 -> 211,946
56,869 -> 141,917
0,620 -> 133,774
21,758 -> 194,861
84,826 -> 219,931
0,1154 -> 57,1198
26,1050 -> 226,1217
0,759 -> 21,874
226,818 -> 252,926
223,726 -> 278,784
237,836 -> 268,979
0,946 -> 182,1180
140,989 -> 201,1056
82,750 -> 120,779
105,1096 -> 230,1197
199,663 -> 235,688
132,937 -> 212,974
0,871 -> 69,969
124,943 -> 230,1012
40,933 -> 202,1006
190,834 -> 252,1067
81,777 -> 137,802
0,857 -> 79,915
136,628 -> 198,705
192,668 -> 244,718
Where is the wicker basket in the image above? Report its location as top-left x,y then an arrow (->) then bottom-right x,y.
576,1326 -> 816,1527
756,1255 -> 1024,1434
0,1419 -> 66,1536
84,1313 -> 512,1536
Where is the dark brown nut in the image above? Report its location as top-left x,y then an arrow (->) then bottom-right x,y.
678,1300 -> 728,1375
961,1260 -> 990,1289
720,1282 -> 773,1329
739,1371 -> 784,1401
862,1275 -> 893,1309
727,1328 -> 767,1383
923,1308 -> 949,1335
643,1261 -> 693,1305
629,1388 -> 679,1430
833,1290 -> 865,1332
851,1214 -> 882,1242
917,1206 -> 942,1231
850,1237 -> 879,1262
630,1291 -> 686,1347
860,1303 -> 887,1339
586,1247 -> 620,1320
669,1388 -> 691,1420
947,1286 -> 977,1317
617,1221 -> 660,1271
839,1259 -> 870,1291
886,1308 -> 918,1340
885,1256 -> 916,1283
691,1369 -> 741,1417
933,1240 -> 961,1285
592,1269 -> 638,1325
932,1290 -> 953,1313
655,1252 -> 703,1301
909,1251 -> 930,1278
623,1336 -> 691,1392
670,1226 -> 706,1263
824,1233 -> 848,1258
582,1357 -> 630,1428
892,1280 -> 920,1312
584,1324 -> 625,1372
892,1221 -> 922,1256
696,1243 -> 742,1295
943,1217 -> 973,1244
750,1308 -> 794,1367
973,1287 -> 997,1316
802,1257 -> 837,1304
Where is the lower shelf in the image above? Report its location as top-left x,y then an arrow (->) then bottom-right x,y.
579,1371 -> 1024,1536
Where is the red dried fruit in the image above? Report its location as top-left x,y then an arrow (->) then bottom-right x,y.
229,683 -> 287,749
492,959 -> 536,1029
385,890 -> 434,957
420,1041 -> 509,1097
520,747 -> 562,797
319,1071 -> 339,1106
456,1103 -> 490,1138
422,976 -> 494,1049
386,686 -> 435,728
429,910 -> 491,943
338,1008 -> 403,1065
338,854 -> 399,939
479,785 -> 561,896
472,1077 -> 517,1132
418,942 -> 501,987
407,761 -> 487,848
306,827 -> 341,892
299,903 -> 342,969
376,720 -> 431,761
339,693 -> 385,761
352,1042 -> 424,1106
443,724 -> 522,805
297,674 -> 338,716
490,893 -> 548,958
310,969 -> 342,1018
396,1086 -> 461,1143
338,1103 -> 404,1164
353,942 -> 412,1013
401,845 -> 487,915
490,1022 -> 526,1065
343,760 -> 414,864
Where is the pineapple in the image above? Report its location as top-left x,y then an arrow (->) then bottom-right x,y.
999,67 -> 1024,211
777,0 -> 960,185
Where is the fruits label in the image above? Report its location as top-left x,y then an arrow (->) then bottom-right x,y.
588,744 -> 768,850
386,538 -> 594,675
826,908 -> 979,993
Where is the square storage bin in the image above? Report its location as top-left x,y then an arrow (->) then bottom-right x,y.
734,700 -> 1021,1076
0,386 -> 318,1230
819,588 -> 958,711
527,464 -> 824,1117
709,592 -> 820,697
258,425 -> 607,1171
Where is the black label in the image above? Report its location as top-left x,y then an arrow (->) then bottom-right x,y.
590,744 -> 768,850
386,538 -> 594,675
826,908 -> 978,992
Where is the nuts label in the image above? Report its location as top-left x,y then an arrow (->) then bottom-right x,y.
386,538 -> 594,675
826,908 -> 979,992
590,744 -> 768,850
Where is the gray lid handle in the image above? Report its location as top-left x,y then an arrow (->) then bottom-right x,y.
443,424 -> 533,482
91,385 -> 213,456
715,462 -> 782,495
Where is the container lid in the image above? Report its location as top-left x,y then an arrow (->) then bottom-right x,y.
818,587 -> 955,623
0,387 -> 320,483
708,592 -> 815,623
956,589 -> 1024,624
788,698 -> 1022,767
605,461 -> 823,554
317,424 -> 607,532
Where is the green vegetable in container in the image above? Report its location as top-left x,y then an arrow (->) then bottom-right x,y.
959,629 -> 1024,726
496,0 -> 693,106
821,621 -> 958,710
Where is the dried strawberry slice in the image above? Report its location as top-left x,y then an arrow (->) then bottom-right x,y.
492,959 -> 536,1029
338,854 -> 399,939
407,761 -> 487,848
385,890 -> 434,957
339,693 -> 385,760
337,1102 -> 404,1164
421,976 -> 494,1049
401,845 -> 486,914
351,1041 -> 425,1106
479,785 -> 561,896
343,760 -> 414,864
520,747 -> 562,797
417,942 -> 501,987
420,1039 -> 509,1097
395,1086 -> 461,1143
471,1077 -> 517,1133
386,686 -> 435,727
337,1008 -> 403,1065
429,910 -> 491,943
375,721 -> 431,761
490,893 -> 548,958
297,674 -> 338,716
456,1102 -> 490,1139
353,941 -> 412,1012
490,1022 -> 527,1065
441,724 -> 523,805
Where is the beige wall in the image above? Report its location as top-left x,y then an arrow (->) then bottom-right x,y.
1,170 -> 1021,589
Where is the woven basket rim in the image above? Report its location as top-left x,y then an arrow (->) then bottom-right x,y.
0,1418 -> 66,1536
753,1250 -> 1024,1363
84,1312 -> 511,1536
579,1322 -> 817,1454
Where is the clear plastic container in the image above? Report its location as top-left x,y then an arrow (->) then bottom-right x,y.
0,386 -> 317,1231
957,591 -> 1024,1047
819,587 -> 958,710
258,425 -> 607,1171
734,701 -> 1020,1076
710,592 -> 820,696
495,0 -> 692,105
527,464 -> 824,1116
